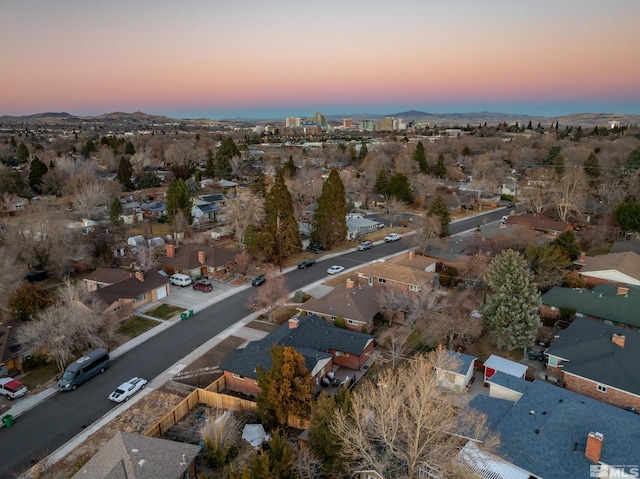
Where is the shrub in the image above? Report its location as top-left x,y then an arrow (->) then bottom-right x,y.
439,267 -> 459,289
334,316 -> 347,329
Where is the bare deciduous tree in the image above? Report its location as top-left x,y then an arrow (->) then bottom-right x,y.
16,280 -> 108,372
233,250 -> 251,278
551,167 -> 587,222
71,180 -> 115,220
375,284 -> 414,325
330,349 -> 496,478
133,242 -> 158,272
0,249 -> 25,320
226,194 -> 265,249
249,267 -> 290,321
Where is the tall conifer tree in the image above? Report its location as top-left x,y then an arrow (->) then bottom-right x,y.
312,169 -> 348,249
263,170 -> 301,266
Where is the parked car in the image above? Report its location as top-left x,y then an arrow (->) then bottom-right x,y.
507,202 -> 516,208
108,377 -> 147,403
327,265 -> 345,275
528,350 -> 545,361
192,279 -> 213,292
298,259 -> 316,269
306,243 -> 325,254
384,233 -> 401,242
169,273 -> 192,287
357,241 -> 373,251
0,377 -> 28,400
252,275 -> 266,286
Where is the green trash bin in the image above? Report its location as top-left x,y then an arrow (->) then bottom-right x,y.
2,414 -> 14,428
189,309 -> 194,317
180,312 -> 188,321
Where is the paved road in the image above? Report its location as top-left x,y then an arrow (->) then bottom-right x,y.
0,208 -> 506,478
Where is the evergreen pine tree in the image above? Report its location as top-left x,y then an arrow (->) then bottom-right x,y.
251,172 -> 267,198
166,178 -> 193,225
433,152 -> 447,179
116,157 -> 135,191
28,156 -> 48,193
109,196 -> 123,225
583,151 -> 601,188
284,155 -> 296,177
214,154 -> 233,180
383,173 -> 413,203
426,194 -> 451,236
312,169 -> 348,249
358,142 -> 368,161
204,148 -> 215,178
526,120 -> 532,130
481,249 -> 541,352
375,168 -> 389,193
412,141 -> 429,173
262,170 -> 301,265
16,142 -> 29,163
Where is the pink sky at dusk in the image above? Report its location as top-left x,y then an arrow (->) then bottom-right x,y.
1,0 -> 639,119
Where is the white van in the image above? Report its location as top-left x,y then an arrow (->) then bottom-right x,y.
170,273 -> 192,287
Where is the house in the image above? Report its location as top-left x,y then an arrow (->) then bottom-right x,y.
465,379 -> 640,479
140,201 -> 167,219
483,354 -> 528,386
71,431 -> 201,479
191,198 -> 220,223
545,317 -> 640,410
95,270 -> 170,320
540,284 -> 640,330
298,278 -> 380,331
574,251 -> 640,287
83,267 -> 136,292
198,193 -> 226,207
161,243 -> 236,278
504,212 -> 572,236
356,251 -> 437,294
435,349 -> 477,392
132,186 -> 169,204
220,314 -> 374,397
346,216 -> 379,240
0,321 -> 24,375
367,193 -> 386,209
119,202 -> 144,225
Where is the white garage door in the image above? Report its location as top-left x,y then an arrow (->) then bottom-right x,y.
156,286 -> 167,300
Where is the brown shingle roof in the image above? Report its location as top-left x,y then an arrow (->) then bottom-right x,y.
300,284 -> 380,325
357,262 -> 436,288
83,267 -> 133,286
579,251 -> 640,281
505,213 -> 572,233
95,270 -> 169,305
162,244 -> 236,271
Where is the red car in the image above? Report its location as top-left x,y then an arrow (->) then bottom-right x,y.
192,279 -> 213,292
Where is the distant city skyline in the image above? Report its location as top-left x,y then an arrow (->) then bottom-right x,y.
2,1 -> 639,120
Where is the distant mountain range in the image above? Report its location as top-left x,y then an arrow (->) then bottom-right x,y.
2,110 -> 639,128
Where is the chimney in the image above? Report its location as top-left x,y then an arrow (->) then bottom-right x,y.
617,286 -> 629,296
409,250 -> 415,260
198,250 -> 205,265
166,244 -> 175,258
346,278 -> 355,289
288,317 -> 299,329
612,333 -> 625,348
585,432 -> 604,463
579,251 -> 586,262
135,271 -> 144,282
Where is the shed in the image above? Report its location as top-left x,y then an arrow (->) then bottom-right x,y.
483,354 -> 527,386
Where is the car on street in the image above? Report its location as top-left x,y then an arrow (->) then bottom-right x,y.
108,377 -> 147,403
192,279 -> 213,292
384,233 -> 401,242
357,241 -> 373,251
306,243 -> 325,254
327,265 -> 345,275
298,259 -> 316,269
251,275 -> 266,286
507,202 -> 516,208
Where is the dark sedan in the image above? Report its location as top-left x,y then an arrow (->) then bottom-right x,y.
251,275 -> 266,286
298,259 -> 316,269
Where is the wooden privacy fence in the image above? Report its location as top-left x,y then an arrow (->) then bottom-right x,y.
144,377 -> 309,437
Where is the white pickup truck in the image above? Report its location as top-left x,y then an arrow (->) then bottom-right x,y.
0,377 -> 28,400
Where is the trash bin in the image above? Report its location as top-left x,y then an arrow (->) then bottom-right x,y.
180,312 -> 188,321
2,414 -> 14,428
188,309 -> 194,317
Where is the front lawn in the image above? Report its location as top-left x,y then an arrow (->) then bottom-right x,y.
144,303 -> 184,320
20,361 -> 59,390
117,316 -> 158,338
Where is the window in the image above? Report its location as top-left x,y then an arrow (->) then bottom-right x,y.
347,319 -> 358,325
547,356 -> 558,367
133,293 -> 145,303
113,306 -> 122,313
335,351 -> 350,358
232,373 -> 245,381
596,384 -> 607,393
410,284 -> 420,291
378,278 -> 386,284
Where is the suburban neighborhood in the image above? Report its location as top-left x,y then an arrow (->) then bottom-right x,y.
0,111 -> 640,479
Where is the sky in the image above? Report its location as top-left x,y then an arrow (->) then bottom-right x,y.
1,0 -> 639,120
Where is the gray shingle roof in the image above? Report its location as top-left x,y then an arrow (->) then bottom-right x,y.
95,270 -> 169,305
468,380 -> 640,479
487,371 -> 531,394
545,317 -> 640,395
220,314 -> 374,379
541,286 -> 640,329
300,285 -> 380,325
71,431 -> 201,479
